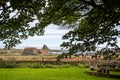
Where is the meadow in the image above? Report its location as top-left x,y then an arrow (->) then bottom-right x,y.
0,51 -> 120,80
0,67 -> 119,80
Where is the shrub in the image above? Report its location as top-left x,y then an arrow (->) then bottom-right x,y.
0,61 -> 17,68
78,64 -> 86,68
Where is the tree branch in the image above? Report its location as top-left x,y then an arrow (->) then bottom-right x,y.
79,0 -> 103,10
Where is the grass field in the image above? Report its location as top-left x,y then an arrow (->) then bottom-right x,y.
0,67 -> 119,80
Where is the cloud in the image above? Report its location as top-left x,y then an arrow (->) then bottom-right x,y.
117,38 -> 120,47
0,24 -> 71,49
27,24 -> 71,40
28,35 -> 62,40
45,24 -> 71,35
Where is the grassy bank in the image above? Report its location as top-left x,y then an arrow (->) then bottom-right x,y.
0,67 -> 119,80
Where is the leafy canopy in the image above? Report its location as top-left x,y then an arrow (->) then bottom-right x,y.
0,0 -> 120,52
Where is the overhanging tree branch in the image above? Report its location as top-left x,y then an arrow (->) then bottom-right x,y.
79,0 -> 103,10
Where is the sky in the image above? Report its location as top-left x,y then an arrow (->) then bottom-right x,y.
15,25 -> 120,50
0,24 -> 71,50
0,23 -> 119,50
0,8 -> 72,50
0,2 -> 120,50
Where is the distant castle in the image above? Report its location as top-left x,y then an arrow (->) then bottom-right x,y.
23,45 -> 50,55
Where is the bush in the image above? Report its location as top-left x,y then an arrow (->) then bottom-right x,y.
0,61 -> 17,68
17,63 -> 72,68
78,64 -> 86,68
60,64 -> 72,68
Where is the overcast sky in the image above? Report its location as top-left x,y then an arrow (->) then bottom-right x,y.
0,2 -> 119,50
0,24 -> 119,50
0,24 -> 71,49
15,25 -> 120,50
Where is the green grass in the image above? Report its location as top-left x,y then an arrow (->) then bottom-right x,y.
0,67 -> 119,80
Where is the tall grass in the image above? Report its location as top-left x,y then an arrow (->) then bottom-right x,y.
0,61 -> 72,68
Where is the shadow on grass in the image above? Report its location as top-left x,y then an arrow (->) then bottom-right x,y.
85,71 -> 120,79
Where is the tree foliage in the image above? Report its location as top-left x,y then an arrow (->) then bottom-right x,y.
0,0 -> 46,48
60,0 -> 120,53
0,0 -> 120,52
